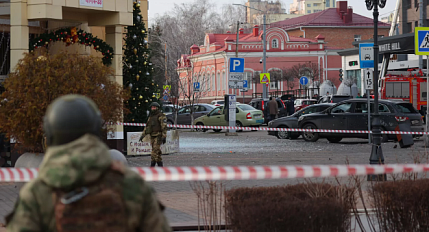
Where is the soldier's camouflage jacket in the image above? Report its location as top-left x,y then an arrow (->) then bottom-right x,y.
143,110 -> 167,138
6,134 -> 171,232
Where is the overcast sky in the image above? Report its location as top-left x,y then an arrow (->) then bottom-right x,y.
148,0 -> 398,25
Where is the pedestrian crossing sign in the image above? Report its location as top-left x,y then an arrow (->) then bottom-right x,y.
415,27 -> 429,55
163,85 -> 171,95
260,73 -> 270,83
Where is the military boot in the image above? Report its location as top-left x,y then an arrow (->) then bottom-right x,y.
157,162 -> 163,167
150,161 -> 156,167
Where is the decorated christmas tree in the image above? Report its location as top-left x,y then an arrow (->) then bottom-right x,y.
123,0 -> 160,126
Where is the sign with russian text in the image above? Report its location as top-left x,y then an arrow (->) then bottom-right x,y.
127,130 -> 179,156
80,0 -> 103,8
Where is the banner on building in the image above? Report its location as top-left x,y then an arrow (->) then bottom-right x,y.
80,0 -> 103,8
127,130 -> 179,156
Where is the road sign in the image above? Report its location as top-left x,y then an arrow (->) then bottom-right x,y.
359,43 -> 374,68
415,27 -> 429,55
163,85 -> 171,95
299,76 -> 309,86
364,69 -> 374,90
229,58 -> 245,73
193,82 -> 200,92
260,73 -> 270,83
228,80 -> 243,89
243,80 -> 248,89
229,73 -> 244,81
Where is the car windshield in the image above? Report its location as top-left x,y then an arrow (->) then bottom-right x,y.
217,101 -> 224,104
238,105 -> 256,111
394,103 -> 418,113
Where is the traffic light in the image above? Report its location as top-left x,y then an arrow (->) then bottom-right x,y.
349,61 -> 358,66
339,69 -> 343,82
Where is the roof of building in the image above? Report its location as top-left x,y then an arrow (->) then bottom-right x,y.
270,8 -> 390,30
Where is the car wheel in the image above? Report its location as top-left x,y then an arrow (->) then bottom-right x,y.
213,129 -> 222,133
276,126 -> 289,139
302,123 -> 319,142
167,120 -> 174,125
236,121 -> 243,132
195,122 -> 207,132
327,137 -> 342,143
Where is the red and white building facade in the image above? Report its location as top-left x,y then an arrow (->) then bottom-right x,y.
177,26 -> 342,103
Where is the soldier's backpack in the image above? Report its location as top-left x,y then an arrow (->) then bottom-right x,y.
53,164 -> 129,232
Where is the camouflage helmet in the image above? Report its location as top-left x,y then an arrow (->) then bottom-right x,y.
43,94 -> 102,146
150,102 -> 160,108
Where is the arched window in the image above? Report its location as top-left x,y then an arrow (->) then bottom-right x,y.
222,72 -> 226,90
272,39 -> 279,49
212,73 -> 215,92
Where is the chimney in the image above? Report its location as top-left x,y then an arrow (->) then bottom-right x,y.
315,34 -> 325,43
253,25 -> 259,37
337,1 -> 347,15
239,28 -> 244,35
190,44 -> 200,55
347,7 -> 353,23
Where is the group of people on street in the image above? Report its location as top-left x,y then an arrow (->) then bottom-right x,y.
266,96 -> 295,122
6,95 -> 171,232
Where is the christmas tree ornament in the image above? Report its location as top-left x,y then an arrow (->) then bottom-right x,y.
133,98 -> 135,100
144,40 -> 148,44
132,119 -> 135,122
139,95 -> 143,99
137,16 -> 141,21
139,43 -> 142,46
136,74 -> 140,81
133,48 -> 137,54
139,71 -> 141,73
144,62 -> 147,65
136,88 -> 139,90
146,72 -> 149,76
142,30 -> 145,33
129,83 -> 133,88
149,63 -> 152,65
145,100 -> 148,103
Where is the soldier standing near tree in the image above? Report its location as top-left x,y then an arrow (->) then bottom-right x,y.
140,102 -> 167,167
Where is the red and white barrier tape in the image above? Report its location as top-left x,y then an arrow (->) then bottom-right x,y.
1,164 -> 429,182
116,122 -> 428,135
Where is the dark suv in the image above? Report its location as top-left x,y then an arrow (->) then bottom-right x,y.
249,98 -> 287,123
298,99 -> 424,143
317,95 -> 352,104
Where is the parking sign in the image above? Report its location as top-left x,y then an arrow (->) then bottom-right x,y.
229,58 -> 245,73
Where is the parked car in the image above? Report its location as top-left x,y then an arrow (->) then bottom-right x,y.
166,104 -> 215,125
194,104 -> 264,132
211,100 -> 225,106
268,103 -> 334,139
317,95 -> 352,104
162,104 -> 181,114
249,98 -> 287,123
294,99 -> 317,111
298,99 -> 424,143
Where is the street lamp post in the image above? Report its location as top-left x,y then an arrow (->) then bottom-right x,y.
233,4 -> 268,99
366,0 -> 387,181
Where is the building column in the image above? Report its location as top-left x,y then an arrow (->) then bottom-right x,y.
10,0 -> 28,72
105,25 -> 124,151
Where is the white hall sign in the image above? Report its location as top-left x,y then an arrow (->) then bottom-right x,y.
80,0 -> 103,7
127,130 -> 179,156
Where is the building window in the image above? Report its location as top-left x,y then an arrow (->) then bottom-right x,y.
326,0 -> 330,7
313,3 -> 318,6
415,0 -> 418,8
307,4 -> 311,7
407,0 -> 412,9
217,73 -> 220,91
245,72 -> 253,89
307,10 -> 311,13
407,22 -> 412,32
354,35 -> 361,41
272,39 -> 279,48
314,10 -> 322,13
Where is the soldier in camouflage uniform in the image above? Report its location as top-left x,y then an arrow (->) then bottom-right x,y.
6,95 -> 171,232
140,102 -> 167,167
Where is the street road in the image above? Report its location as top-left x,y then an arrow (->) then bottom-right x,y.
1,129 -> 427,228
